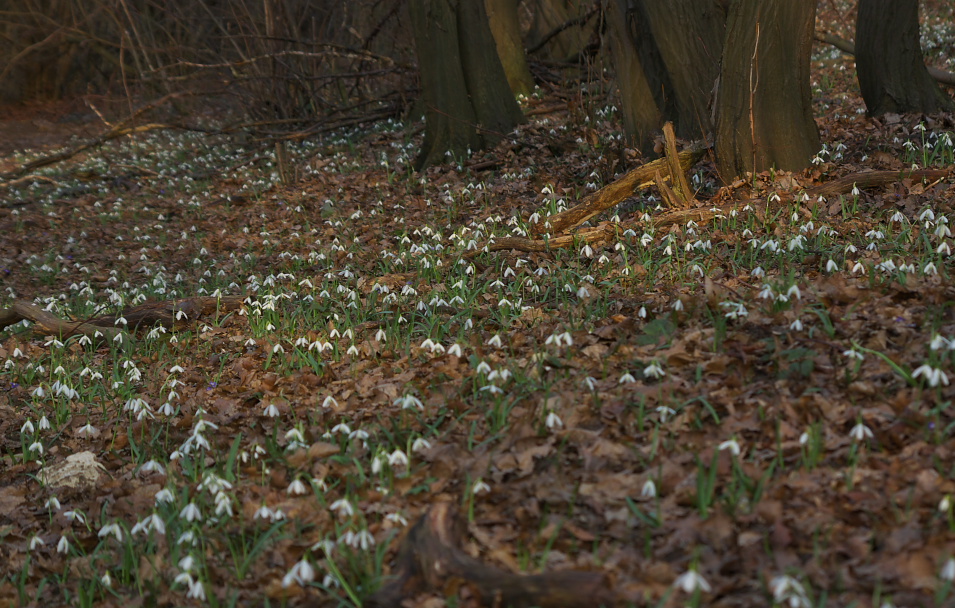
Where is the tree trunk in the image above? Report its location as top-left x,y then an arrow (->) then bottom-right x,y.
410,0 -> 525,170
715,0 -> 819,179
607,0 -> 725,154
527,0 -> 595,62
485,0 -> 535,97
855,0 -> 954,116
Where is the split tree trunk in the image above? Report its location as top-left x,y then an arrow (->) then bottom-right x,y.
410,0 -> 525,170
714,0 -> 820,179
855,0 -> 954,116
606,0 -> 725,154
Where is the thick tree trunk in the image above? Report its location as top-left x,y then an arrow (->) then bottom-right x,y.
410,0 -> 525,170
527,0 -> 595,62
485,0 -> 535,96
607,0 -> 725,153
855,0 -> 954,116
715,1 -> 819,179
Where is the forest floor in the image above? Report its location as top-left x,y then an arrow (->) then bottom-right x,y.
2,5 -> 955,608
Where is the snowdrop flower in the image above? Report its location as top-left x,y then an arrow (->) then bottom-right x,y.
486,334 -> 503,348
940,495 -> 952,513
641,479 -> 657,498
394,394 -> 423,410
386,512 -> 409,526
790,319 -> 803,331
849,422 -> 873,442
98,523 -> 123,541
254,505 -> 275,521
354,529 -> 375,550
843,349 -> 864,361
643,361 -> 665,379
411,438 -> 431,453
131,513 -> 166,536
718,438 -> 741,456
179,502 -> 202,522
29,535 -> 45,550
287,479 -> 308,495
263,403 -> 280,417
913,364 -> 949,387
545,411 -> 563,430
187,580 -> 205,600
214,492 -> 233,517
656,406 -> 676,422
282,558 -> 316,588
942,557 -> 955,581
57,535 -> 70,554
673,567 -> 711,593
63,510 -> 86,524
770,575 -> 810,608
472,479 -> 490,495
618,372 -> 636,384
329,499 -> 354,518
388,449 -> 408,467
139,460 -> 165,475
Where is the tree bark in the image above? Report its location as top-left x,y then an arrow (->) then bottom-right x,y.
715,0 -> 820,179
410,0 -> 525,170
607,0 -> 725,154
485,0 -> 535,96
527,0 -> 595,62
855,0 -> 954,116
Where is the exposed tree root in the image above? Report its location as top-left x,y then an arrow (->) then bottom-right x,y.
366,502 -> 612,608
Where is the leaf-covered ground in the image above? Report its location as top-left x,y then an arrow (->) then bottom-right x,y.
2,6 -> 955,608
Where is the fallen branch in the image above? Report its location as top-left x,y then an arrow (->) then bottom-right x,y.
466,225 -> 617,258
366,502 -> 611,608
0,296 -> 244,344
0,302 -> 123,344
814,30 -> 955,87
651,167 -> 952,229
532,142 -> 708,237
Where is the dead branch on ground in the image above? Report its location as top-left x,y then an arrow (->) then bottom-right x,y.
651,167 -> 952,230
531,139 -> 708,237
0,296 -> 244,345
366,502 -> 611,608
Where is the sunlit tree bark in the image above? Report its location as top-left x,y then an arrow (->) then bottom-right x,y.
485,0 -> 535,96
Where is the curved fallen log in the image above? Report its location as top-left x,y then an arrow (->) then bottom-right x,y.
366,502 -> 612,608
0,295 -> 244,344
